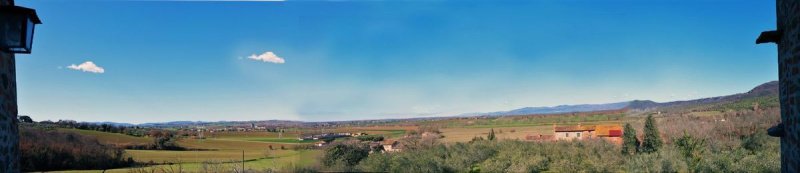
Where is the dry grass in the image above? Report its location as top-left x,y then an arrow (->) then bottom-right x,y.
177,138 -> 292,150
125,148 -> 297,163
440,126 -> 553,143
333,126 -> 418,132
209,131 -> 300,139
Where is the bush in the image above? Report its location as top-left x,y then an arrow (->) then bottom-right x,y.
322,143 -> 370,170
19,127 -> 134,171
674,132 -> 706,170
741,130 -> 769,152
356,153 -> 391,172
356,135 -> 384,142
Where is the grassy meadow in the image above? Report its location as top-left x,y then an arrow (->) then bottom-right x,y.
57,128 -> 151,145
45,126 -> 414,172
54,150 -> 321,173
47,129 -> 322,172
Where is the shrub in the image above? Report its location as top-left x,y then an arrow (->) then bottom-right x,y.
674,132 -> 706,170
321,143 -> 370,170
355,135 -> 384,142
19,127 -> 134,171
487,128 -> 496,141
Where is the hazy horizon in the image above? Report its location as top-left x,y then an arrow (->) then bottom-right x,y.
14,0 -> 778,123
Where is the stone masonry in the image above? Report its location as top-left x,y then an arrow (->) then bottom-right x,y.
0,51 -> 18,172
0,0 -> 19,172
776,0 -> 800,172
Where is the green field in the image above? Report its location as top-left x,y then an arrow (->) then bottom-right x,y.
54,150 -> 321,173
56,129 -> 322,172
57,128 -> 151,145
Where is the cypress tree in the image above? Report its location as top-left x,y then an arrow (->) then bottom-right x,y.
641,115 -> 663,153
622,123 -> 639,155
488,128 -> 496,141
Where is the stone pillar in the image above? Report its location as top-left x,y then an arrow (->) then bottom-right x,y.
0,0 -> 20,172
776,0 -> 800,172
0,51 -> 17,172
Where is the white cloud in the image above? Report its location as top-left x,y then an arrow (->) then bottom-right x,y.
247,51 -> 285,64
67,61 -> 105,73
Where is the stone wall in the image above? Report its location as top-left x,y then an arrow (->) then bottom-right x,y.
0,51 -> 18,172
777,0 -> 800,171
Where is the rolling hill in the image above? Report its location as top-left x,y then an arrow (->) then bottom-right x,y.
462,81 -> 778,117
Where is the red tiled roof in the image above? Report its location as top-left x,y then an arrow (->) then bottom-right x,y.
595,125 -> 623,137
608,130 -> 622,137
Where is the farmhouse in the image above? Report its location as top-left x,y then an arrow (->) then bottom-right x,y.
593,124 -> 624,144
554,124 -> 595,140
315,140 -> 328,147
382,139 -> 403,153
352,132 -> 368,136
528,124 -> 623,144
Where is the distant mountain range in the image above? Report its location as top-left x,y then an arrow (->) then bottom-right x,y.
83,81 -> 779,126
460,81 -> 778,117
454,101 -> 631,117
625,81 -> 777,110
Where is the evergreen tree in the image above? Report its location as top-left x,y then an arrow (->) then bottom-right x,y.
621,123 -> 639,155
488,128 -> 496,141
641,115 -> 663,153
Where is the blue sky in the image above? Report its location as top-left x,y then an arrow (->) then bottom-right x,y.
14,0 -> 778,123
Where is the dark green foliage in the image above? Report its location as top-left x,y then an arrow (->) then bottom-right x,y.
741,131 -> 769,152
622,123 -> 639,155
18,115 -> 34,123
154,136 -> 184,150
641,115 -> 663,153
122,133 -> 186,150
19,127 -> 134,172
357,153 -> 391,172
322,143 -> 370,170
674,132 -> 706,170
356,140 -> 623,173
356,135 -> 384,142
487,128 -> 496,141
711,96 -> 779,111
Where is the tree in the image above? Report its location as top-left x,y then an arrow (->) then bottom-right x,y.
322,143 -> 370,170
675,132 -> 706,169
641,115 -> 663,153
488,128 -> 496,141
18,115 -> 34,123
622,123 -> 639,155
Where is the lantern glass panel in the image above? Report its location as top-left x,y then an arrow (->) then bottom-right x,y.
24,18 -> 34,51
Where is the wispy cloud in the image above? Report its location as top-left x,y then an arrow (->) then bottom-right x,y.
247,51 -> 285,64
67,61 -> 105,73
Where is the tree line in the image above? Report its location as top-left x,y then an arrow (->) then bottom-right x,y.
19,126 -> 135,172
